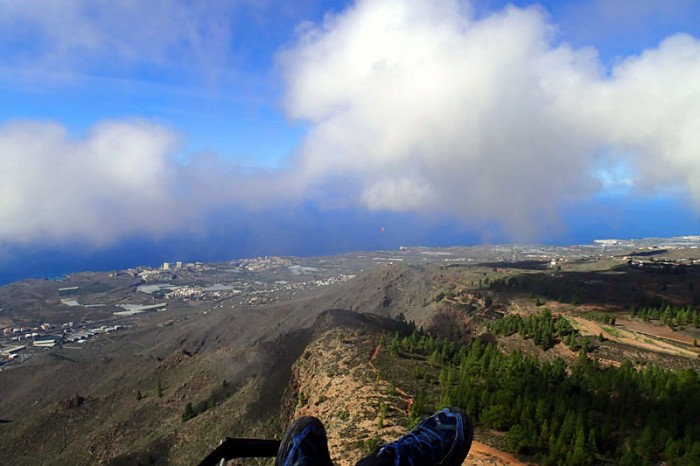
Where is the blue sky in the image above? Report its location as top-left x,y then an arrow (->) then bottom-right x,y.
2,0 -> 700,283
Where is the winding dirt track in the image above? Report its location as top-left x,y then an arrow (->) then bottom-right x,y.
570,317 -> 698,358
466,441 -> 528,465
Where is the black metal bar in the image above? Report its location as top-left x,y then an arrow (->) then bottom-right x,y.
197,438 -> 281,466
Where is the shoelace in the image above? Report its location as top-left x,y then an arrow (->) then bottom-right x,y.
384,422 -> 451,466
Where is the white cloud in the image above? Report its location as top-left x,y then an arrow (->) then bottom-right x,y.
586,34 -> 700,198
0,118 -> 303,247
280,0 -> 700,239
0,120 -> 190,244
281,0 -> 603,238
2,0 -> 700,246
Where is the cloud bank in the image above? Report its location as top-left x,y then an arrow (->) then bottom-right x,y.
1,0 -> 700,247
0,120 -> 189,244
281,0 -> 700,238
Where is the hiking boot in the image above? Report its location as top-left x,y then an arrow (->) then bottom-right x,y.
362,407 -> 473,466
276,416 -> 334,466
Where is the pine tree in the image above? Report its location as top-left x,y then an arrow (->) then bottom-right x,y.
136,389 -> 142,401
182,402 -> 195,422
580,337 -> 590,353
572,426 -> 587,465
619,447 -> 640,466
388,334 -> 400,355
440,386 -> 453,407
439,367 -> 447,385
587,428 -> 598,456
560,410 -> 576,442
157,379 -> 164,398
540,419 -> 549,448
430,348 -> 441,365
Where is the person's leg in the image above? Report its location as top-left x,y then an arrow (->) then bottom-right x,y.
276,416 -> 334,466
355,407 -> 473,466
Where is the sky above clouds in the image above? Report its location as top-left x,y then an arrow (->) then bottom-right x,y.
2,0 -> 700,282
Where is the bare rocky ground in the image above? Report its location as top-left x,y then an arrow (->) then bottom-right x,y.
2,247 -> 700,465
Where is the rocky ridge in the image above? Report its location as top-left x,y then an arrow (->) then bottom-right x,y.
283,310 -> 525,465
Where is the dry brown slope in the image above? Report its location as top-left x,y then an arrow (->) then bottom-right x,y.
0,264 -> 476,465
0,291 -> 333,465
315,263 -> 433,323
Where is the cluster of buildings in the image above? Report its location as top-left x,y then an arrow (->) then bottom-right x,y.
238,256 -> 292,272
1,323 -> 66,366
240,274 -> 355,307
137,282 -> 241,301
116,261 -> 210,281
160,261 -> 209,272
3,324 -> 55,342
1,320 -> 126,367
64,324 -> 124,343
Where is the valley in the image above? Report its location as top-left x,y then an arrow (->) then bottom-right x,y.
1,238 -> 700,465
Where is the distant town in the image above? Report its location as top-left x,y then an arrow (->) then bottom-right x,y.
3,236 -> 700,370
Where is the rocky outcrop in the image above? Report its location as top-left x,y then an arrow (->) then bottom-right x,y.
284,329 -> 409,466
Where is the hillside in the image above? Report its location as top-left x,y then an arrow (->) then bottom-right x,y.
2,250 -> 700,464
284,310 -> 525,465
0,263 -> 436,465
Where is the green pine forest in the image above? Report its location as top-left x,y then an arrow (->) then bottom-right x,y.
380,318 -> 700,465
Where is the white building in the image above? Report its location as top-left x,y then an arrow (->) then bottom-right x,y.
1,345 -> 26,355
33,336 -> 61,348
